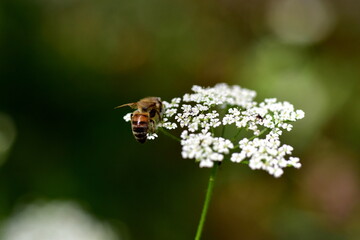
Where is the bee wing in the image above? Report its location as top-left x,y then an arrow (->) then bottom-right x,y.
114,102 -> 138,109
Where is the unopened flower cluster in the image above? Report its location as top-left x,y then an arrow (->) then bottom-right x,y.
124,83 -> 304,177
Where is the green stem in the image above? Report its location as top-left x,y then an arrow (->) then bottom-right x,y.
194,163 -> 219,240
232,127 -> 243,141
158,128 -> 181,142
249,128 -> 268,141
221,125 -> 226,138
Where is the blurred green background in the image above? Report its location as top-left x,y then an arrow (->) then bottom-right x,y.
0,0 -> 360,239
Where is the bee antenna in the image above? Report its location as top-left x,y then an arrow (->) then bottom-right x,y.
114,103 -> 138,110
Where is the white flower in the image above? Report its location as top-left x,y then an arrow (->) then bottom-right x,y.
200,159 -> 214,168
230,152 -> 246,163
229,108 -> 241,116
295,110 -> 305,119
147,133 -> 158,140
123,113 -> 132,122
222,114 -> 237,125
161,122 -> 177,130
268,167 -> 284,178
239,138 -> 250,147
280,123 -> 293,131
210,153 -> 224,161
288,157 -> 301,168
165,108 -> 177,117
121,83 -> 304,177
212,138 -> 234,154
163,97 -> 181,109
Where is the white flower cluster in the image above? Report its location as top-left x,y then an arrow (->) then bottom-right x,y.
231,131 -> 301,177
180,131 -> 234,168
124,83 -> 305,177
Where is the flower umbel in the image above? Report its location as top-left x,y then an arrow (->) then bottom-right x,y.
124,83 -> 304,177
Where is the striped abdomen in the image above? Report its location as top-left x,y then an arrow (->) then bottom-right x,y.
131,112 -> 149,143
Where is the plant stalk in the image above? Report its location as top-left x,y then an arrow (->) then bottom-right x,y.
194,163 -> 219,240
158,128 -> 181,142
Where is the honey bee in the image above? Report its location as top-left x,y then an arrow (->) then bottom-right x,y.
115,97 -> 163,143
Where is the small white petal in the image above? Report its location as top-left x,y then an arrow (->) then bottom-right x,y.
123,113 -> 132,122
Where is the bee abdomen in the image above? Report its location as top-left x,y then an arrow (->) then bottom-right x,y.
130,112 -> 150,143
132,126 -> 148,143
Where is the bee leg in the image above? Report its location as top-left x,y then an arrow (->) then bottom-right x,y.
149,120 -> 156,133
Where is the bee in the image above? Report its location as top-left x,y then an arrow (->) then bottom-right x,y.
115,97 -> 163,143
